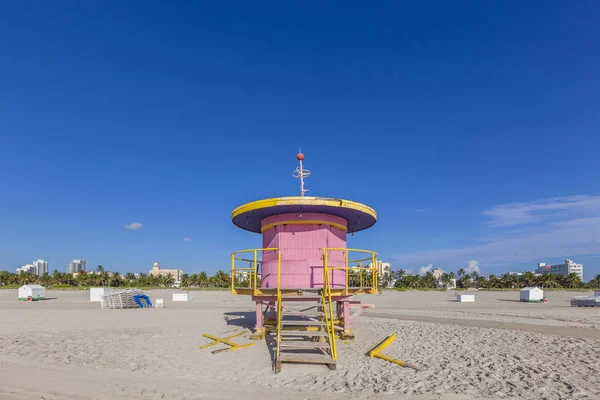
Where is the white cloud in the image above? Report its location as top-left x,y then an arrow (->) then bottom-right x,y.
183,237 -> 192,242
124,222 -> 143,231
418,264 -> 433,275
483,195 -> 600,227
393,195 -> 600,267
465,260 -> 480,274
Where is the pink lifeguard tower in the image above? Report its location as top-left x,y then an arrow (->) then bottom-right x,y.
231,151 -> 378,372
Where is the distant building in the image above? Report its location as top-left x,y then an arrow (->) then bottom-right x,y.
430,269 -> 455,289
149,262 -> 183,281
368,261 -> 395,288
16,264 -> 36,274
33,260 -> 48,276
67,260 -> 87,274
508,272 -> 523,276
16,260 -> 48,276
535,259 -> 583,280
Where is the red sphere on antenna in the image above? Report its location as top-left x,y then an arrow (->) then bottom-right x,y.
297,152 -> 305,161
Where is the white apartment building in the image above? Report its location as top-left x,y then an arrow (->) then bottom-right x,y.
17,260 -> 48,276
17,264 -> 36,274
33,260 -> 48,276
67,260 -> 87,274
535,259 -> 583,280
367,261 -> 395,288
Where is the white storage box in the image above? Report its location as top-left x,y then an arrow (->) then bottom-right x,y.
173,292 -> 193,302
457,294 -> 475,302
90,287 -> 113,302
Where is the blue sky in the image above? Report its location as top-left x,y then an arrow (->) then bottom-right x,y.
1,2 -> 599,279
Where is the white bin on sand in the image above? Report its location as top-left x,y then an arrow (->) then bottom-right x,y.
90,287 -> 113,302
457,294 -> 474,302
173,292 -> 193,302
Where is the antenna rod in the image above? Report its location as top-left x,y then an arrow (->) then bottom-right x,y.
298,148 -> 304,196
293,150 -> 310,196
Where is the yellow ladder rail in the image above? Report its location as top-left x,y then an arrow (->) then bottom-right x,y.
322,251 -> 337,360
275,250 -> 282,360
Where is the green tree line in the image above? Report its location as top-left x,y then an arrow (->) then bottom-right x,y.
2,265 -> 599,290
389,269 -> 600,290
0,265 -> 233,289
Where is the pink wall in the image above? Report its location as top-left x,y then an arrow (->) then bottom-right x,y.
260,213 -> 347,289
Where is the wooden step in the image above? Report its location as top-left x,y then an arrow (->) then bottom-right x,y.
280,297 -> 322,301
279,341 -> 331,349
277,353 -> 335,365
278,330 -> 329,337
281,320 -> 326,326
281,311 -> 321,316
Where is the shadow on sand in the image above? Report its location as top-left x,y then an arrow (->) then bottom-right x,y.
222,311 -> 275,367
223,311 -> 256,328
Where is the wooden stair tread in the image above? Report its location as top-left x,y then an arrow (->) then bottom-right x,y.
279,341 -> 331,349
281,311 -> 321,316
281,320 -> 326,326
277,353 -> 335,364
280,297 -> 322,301
278,330 -> 329,337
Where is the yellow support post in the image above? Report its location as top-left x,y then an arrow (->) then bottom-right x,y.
369,334 -> 421,371
359,260 -> 363,288
253,249 -> 258,294
345,249 -> 349,295
322,250 -> 337,360
230,253 -> 236,294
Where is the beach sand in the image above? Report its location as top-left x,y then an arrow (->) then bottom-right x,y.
1,289 -> 599,399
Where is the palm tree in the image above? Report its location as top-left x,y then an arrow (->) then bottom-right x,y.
521,272 -> 536,287
561,273 -> 582,289
99,271 -> 110,286
110,272 -> 122,287
212,270 -> 230,288
475,276 -> 487,288
96,265 -> 105,273
161,275 -> 175,288
589,274 -> 600,289
181,273 -> 190,287
421,271 -> 436,288
0,271 -> 10,286
76,271 -> 89,287
395,269 -> 406,280
441,273 -> 451,288
198,272 -> 208,287
457,268 -> 465,278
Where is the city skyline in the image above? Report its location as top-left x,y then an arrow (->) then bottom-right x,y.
4,256 -> 594,282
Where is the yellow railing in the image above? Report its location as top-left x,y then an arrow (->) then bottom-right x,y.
321,248 -> 378,295
231,247 -> 378,294
230,248 -> 279,295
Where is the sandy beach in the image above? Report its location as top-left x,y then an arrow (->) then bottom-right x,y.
1,289 -> 599,400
